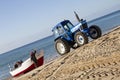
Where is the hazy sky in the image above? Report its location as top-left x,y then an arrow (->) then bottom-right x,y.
0,0 -> 120,54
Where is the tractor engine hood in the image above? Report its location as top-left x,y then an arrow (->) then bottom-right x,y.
71,22 -> 82,33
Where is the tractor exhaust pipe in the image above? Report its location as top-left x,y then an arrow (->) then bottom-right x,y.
74,11 -> 81,22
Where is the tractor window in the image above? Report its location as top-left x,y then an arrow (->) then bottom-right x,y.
64,25 -> 69,31
54,29 -> 58,34
53,28 -> 59,38
67,22 -> 73,29
57,26 -> 64,34
63,22 -> 73,32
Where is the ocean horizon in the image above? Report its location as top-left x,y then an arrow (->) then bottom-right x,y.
0,10 -> 120,80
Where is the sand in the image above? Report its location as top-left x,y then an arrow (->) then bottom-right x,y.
14,26 -> 120,80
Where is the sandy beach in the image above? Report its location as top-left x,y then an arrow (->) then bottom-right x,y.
14,26 -> 120,80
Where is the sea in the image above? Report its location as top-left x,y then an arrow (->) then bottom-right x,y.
0,10 -> 120,80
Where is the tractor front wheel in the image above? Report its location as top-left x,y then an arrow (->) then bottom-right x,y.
74,32 -> 88,47
55,39 -> 70,55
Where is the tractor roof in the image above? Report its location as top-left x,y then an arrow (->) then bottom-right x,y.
52,20 -> 70,32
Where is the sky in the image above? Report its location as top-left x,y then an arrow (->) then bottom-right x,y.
0,0 -> 120,54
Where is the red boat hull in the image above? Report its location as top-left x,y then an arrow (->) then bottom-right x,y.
10,52 -> 44,77
13,57 -> 43,77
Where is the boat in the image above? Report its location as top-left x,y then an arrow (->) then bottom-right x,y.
9,50 -> 44,77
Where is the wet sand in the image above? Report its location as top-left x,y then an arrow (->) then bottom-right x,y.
15,26 -> 120,80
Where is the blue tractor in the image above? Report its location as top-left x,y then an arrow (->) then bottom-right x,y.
52,13 -> 102,55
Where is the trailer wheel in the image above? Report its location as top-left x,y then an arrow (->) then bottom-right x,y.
89,25 -> 102,39
55,39 -> 70,55
74,32 -> 88,46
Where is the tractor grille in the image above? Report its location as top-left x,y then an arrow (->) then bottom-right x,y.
81,23 -> 88,30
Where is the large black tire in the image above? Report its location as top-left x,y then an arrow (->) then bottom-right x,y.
55,39 -> 70,55
74,32 -> 88,46
89,25 -> 102,39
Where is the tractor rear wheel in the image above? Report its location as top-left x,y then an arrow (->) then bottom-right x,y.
55,39 -> 70,55
89,25 -> 102,39
74,32 -> 88,46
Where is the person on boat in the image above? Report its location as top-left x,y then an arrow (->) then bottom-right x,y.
30,49 -> 38,68
14,60 -> 23,69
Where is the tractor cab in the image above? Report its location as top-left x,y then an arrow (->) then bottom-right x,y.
52,20 -> 74,41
